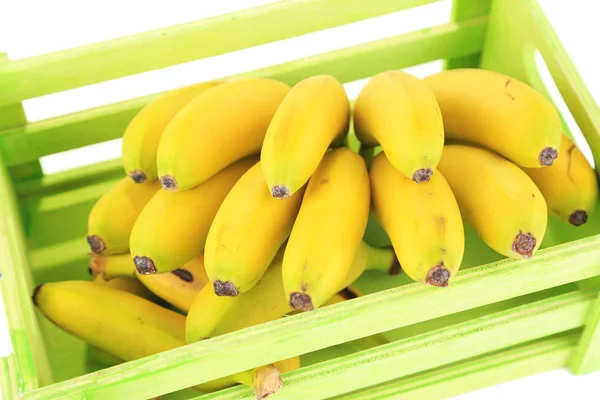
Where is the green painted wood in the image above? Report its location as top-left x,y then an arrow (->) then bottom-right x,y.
444,0 -> 491,69
0,17 -> 486,168
0,356 -> 20,400
570,291 -> 600,374
336,331 -> 578,400
0,0 -> 439,107
21,239 -> 600,400
192,289 -> 592,399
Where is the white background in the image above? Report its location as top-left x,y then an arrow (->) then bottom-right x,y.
1,1 -> 600,399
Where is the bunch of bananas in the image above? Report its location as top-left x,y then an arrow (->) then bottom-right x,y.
34,68 -> 598,398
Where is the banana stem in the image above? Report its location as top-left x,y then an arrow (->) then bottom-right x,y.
365,245 -> 399,275
358,144 -> 376,168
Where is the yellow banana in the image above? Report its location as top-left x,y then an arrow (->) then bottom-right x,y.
205,161 -> 305,296
157,78 -> 290,192
130,156 -> 257,275
91,274 -> 157,301
33,281 -> 186,360
438,145 -> 548,259
424,68 -> 561,168
261,75 -> 350,198
122,81 -> 223,183
283,148 -> 370,311
87,177 -> 161,255
89,253 -> 134,279
186,241 -> 394,343
523,134 -> 598,226
353,70 -> 444,183
369,152 -> 464,286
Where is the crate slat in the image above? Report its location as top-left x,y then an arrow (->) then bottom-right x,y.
570,292 -> 600,374
194,289 -> 593,399
0,17 -> 487,168
21,239 -> 600,399
0,0 -> 438,107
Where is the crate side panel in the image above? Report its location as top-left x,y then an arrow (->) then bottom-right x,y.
570,291 -> 600,374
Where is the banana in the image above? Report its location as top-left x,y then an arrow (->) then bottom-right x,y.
87,177 -> 161,255
523,134 -> 598,226
261,75 -> 350,198
438,144 -> 548,259
33,281 -> 186,360
423,68 -> 562,168
122,81 -> 223,183
92,274 -> 157,301
186,241 -> 394,343
157,78 -> 290,192
283,148 -> 370,311
205,161 -> 305,296
130,156 -> 257,275
33,280 -> 296,399
369,152 -> 464,286
89,253 -> 134,279
353,70 -> 444,183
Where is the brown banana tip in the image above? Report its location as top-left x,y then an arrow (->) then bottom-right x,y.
425,264 -> 450,287
512,231 -> 537,258
172,268 -> 193,282
160,175 -> 178,191
133,256 -> 157,275
128,170 -> 147,184
270,185 -> 290,199
32,284 -> 44,306
87,235 -> 105,254
389,256 -> 402,276
412,168 -> 433,184
254,365 -> 283,400
569,210 -> 588,227
539,147 -> 558,166
289,292 -> 314,311
213,280 -> 239,296
338,287 -> 359,301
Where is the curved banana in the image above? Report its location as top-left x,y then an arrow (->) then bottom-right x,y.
369,152 -> 464,286
92,274 -> 157,301
87,177 -> 161,255
424,69 -> 561,168
438,144 -> 548,259
89,253 -> 134,280
523,134 -> 598,226
157,78 -> 290,192
283,148 -> 370,311
353,70 -> 443,183
33,280 -> 186,361
122,81 -> 223,183
205,161 -> 305,297
130,156 -> 257,275
261,75 -> 350,198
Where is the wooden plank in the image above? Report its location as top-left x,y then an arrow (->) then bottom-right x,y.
0,17 -> 487,168
21,238 -> 600,400
0,0 -> 438,107
570,291 -> 600,374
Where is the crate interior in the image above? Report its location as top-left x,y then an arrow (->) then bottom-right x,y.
2,0 -> 600,398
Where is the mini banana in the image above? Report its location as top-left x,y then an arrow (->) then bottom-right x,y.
89,253 -> 134,280
122,81 -> 223,183
438,145 -> 548,259
424,68 -> 561,168
370,152 -> 464,286
205,161 -> 305,297
91,274 -> 157,301
157,78 -> 290,192
353,70 -> 444,183
523,134 -> 598,226
283,148 -> 370,311
130,156 -> 257,275
261,75 -> 350,198
87,177 -> 161,255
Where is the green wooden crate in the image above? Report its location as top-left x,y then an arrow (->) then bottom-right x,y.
2,0 -> 600,399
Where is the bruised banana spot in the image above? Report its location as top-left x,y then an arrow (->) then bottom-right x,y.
172,268 -> 193,283
134,256 -> 157,274
289,292 -> 314,311
539,147 -> 558,167
87,235 -> 106,254
512,231 -> 537,258
160,175 -> 178,191
569,210 -> 588,227
213,280 -> 239,296
565,144 -> 576,183
271,185 -> 290,199
425,264 -> 450,287
389,256 -> 402,275
412,168 -> 432,183
505,79 -> 515,100
128,170 -> 147,184
337,287 -> 359,301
